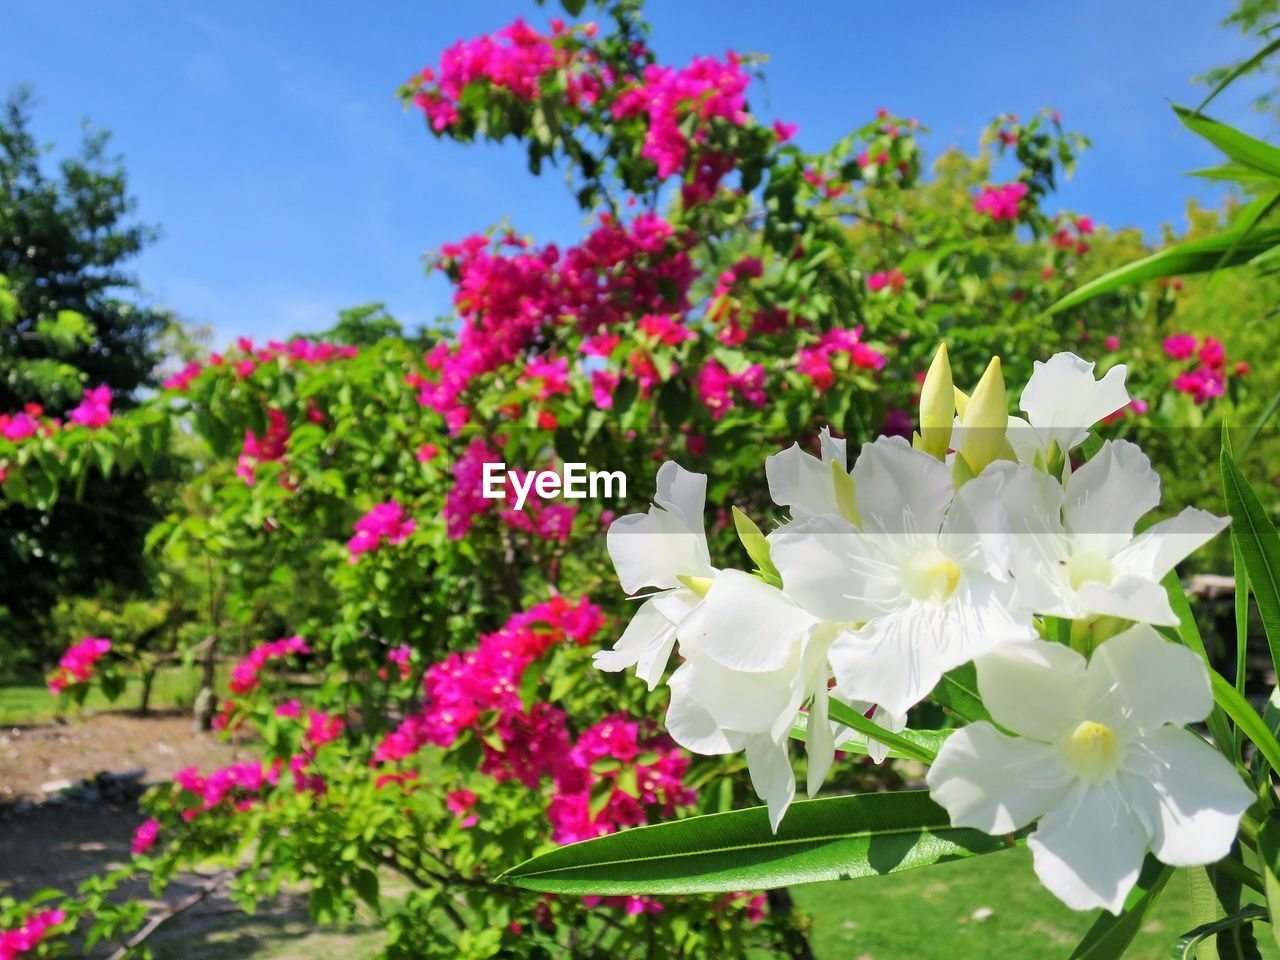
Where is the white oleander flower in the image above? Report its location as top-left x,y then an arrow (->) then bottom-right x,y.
666,569 -> 903,830
999,439 -> 1229,626
771,435 -> 1035,716
1006,352 -> 1129,467
596,462 -> 715,688
765,426 -> 848,520
926,626 -> 1254,914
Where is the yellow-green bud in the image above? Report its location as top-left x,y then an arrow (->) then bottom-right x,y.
917,343 -> 954,460
958,356 -> 1008,476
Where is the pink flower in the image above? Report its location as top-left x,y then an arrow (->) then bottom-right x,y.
1198,336 -> 1226,369
163,360 -> 202,391
275,699 -> 302,718
0,909 -> 65,958
236,408 -> 291,486
772,120 -> 798,143
131,818 -> 160,856
416,443 -> 439,463
47,637 -> 111,694
1163,333 -> 1197,360
304,710 -> 345,747
0,412 -> 39,442
447,789 -> 479,828
973,181 -> 1027,222
347,501 -> 416,560
67,385 -> 113,429
228,636 -> 310,695
866,268 -> 905,293
1104,336 -> 1120,351
590,370 -> 620,410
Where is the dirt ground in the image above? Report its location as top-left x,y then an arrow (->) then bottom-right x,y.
0,711 -> 381,959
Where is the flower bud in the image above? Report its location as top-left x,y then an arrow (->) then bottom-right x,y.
958,356 -> 1008,475
916,343 -> 954,460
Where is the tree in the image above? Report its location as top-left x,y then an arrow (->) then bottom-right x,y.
0,88 -> 174,665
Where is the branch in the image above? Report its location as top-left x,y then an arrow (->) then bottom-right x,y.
104,869 -> 237,960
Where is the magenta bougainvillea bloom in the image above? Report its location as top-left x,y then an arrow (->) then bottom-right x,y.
130,818 -> 161,856
1163,333 -> 1197,359
973,181 -> 1028,221
228,636 -> 310,695
67,385 -> 112,428
47,637 -> 111,694
0,909 -> 65,959
0,411 -> 39,441
346,501 -> 417,560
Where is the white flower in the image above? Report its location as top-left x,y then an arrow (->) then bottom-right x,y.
771,436 -> 1035,716
596,462 -> 715,688
999,439 -> 1228,626
926,626 -> 1253,914
1007,353 -> 1129,466
666,569 -> 903,830
765,426 -> 848,519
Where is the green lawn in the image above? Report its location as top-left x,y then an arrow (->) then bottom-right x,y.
793,846 -> 1276,959
0,664 -> 224,725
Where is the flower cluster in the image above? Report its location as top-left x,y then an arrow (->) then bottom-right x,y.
162,337 -> 358,392
347,500 -> 416,560
174,760 -> 281,818
1164,332 -> 1248,404
974,181 -> 1028,222
599,347 -> 1249,913
47,636 -> 111,694
131,817 -> 161,856
228,635 -> 310,695
795,327 -> 886,392
67,385 -> 112,428
236,408 -> 291,485
0,910 -> 65,960
612,54 -> 751,178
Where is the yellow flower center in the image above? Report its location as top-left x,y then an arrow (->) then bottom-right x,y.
1060,720 -> 1122,781
903,547 -> 962,604
1066,550 -> 1114,590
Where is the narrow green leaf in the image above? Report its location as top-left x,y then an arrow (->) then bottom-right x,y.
789,718 -> 952,761
1175,105 -> 1280,180
1048,227 -> 1280,314
732,506 -> 782,586
826,699 -> 937,763
1198,35 -> 1280,112
930,662 -> 992,723
501,790 -> 1018,895
1239,384 -> 1280,456
1221,448 -> 1280,676
1213,671 -> 1280,774
1069,858 -> 1173,960
1162,571 -> 1242,759
1255,813 -> 1280,949
1171,905 -> 1266,960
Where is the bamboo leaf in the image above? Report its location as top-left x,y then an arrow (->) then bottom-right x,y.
1221,448 -> 1280,676
1069,859 -> 1173,960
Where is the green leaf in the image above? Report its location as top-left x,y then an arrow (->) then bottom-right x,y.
1160,571 -> 1237,757
1255,813 -> 1280,949
788,720 -> 951,761
1212,670 -> 1280,773
501,790 -> 1017,895
1171,906 -> 1266,960
1222,448 -> 1280,677
826,699 -> 938,763
1069,858 -> 1173,960
1047,226 -> 1280,314
1198,35 -> 1280,112
731,506 -> 782,587
930,663 -> 992,723
1175,105 -> 1280,180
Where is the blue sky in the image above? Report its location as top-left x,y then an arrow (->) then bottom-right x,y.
1,1 -> 1270,345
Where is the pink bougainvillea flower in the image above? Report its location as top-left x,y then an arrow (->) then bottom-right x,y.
347,501 -> 417,560
0,412 -> 39,442
47,636 -> 111,694
131,818 -> 160,856
973,181 -> 1028,222
1198,336 -> 1226,369
1163,333 -> 1197,360
0,908 -> 66,958
228,636 -> 310,695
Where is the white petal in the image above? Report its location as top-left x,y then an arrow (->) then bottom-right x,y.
607,463 -> 713,593
926,722 -> 1071,833
1074,575 -> 1178,626
677,570 -> 818,672
864,705 -> 906,764
665,661 -> 744,755
1019,353 -> 1129,454
852,436 -> 953,538
1084,624 -> 1213,733
1121,727 -> 1254,868
1114,509 -> 1231,582
941,465 -> 1018,577
765,428 -> 846,518
975,639 -> 1088,742
771,514 -> 901,623
682,650 -> 804,737
831,585 -> 1031,717
1063,440 -> 1159,548
805,685 -> 836,797
1028,784 -> 1148,914
592,597 -> 677,689
745,735 -> 796,832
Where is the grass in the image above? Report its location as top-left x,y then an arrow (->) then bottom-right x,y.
0,664 -> 225,725
792,846 -> 1279,959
